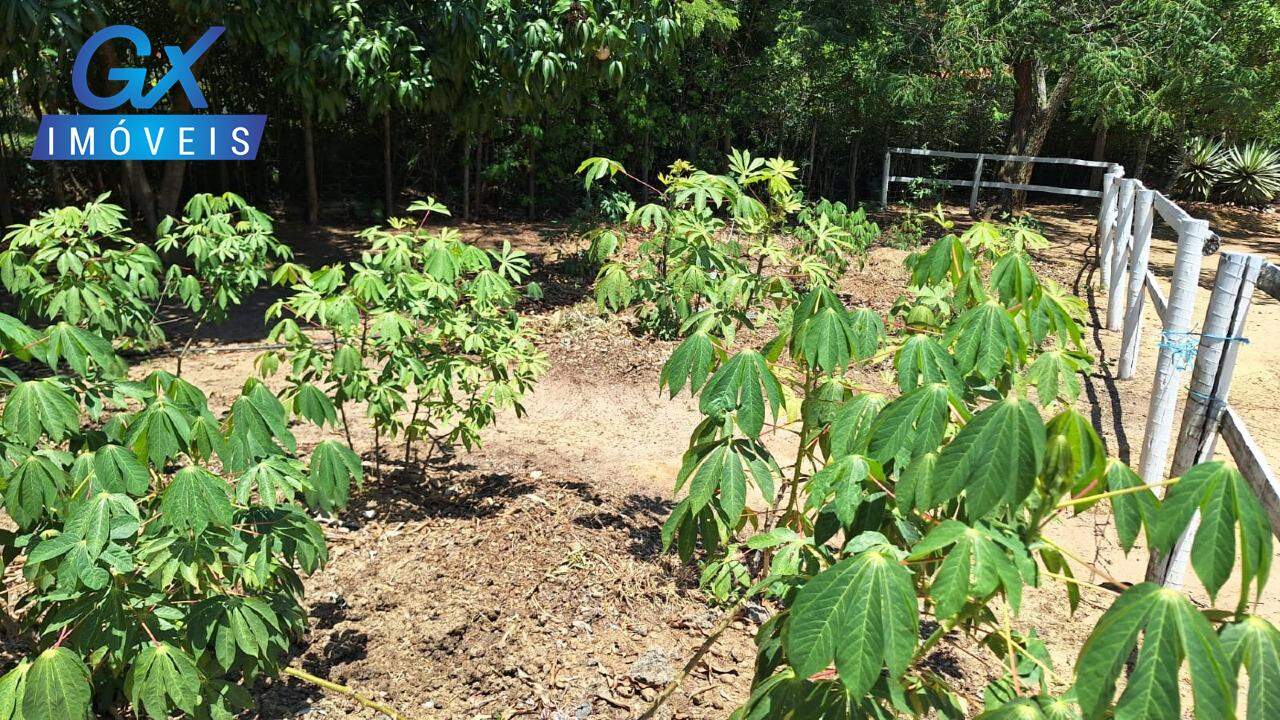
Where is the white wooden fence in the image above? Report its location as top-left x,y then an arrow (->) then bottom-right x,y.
879,147 -> 1118,212
1096,168 -> 1280,587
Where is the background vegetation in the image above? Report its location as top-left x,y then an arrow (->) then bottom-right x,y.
4,0 -> 1280,228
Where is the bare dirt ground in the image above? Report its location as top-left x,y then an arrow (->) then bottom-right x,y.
143,202 -> 1280,719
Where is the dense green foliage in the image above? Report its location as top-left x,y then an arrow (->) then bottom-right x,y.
1174,138 -> 1280,204
257,199 -> 547,475
0,193 -> 289,358
655,217 -> 1279,718
0,311 -> 359,719
5,0 -> 1280,224
579,150 -> 879,338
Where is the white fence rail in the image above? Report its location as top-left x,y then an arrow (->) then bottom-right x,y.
879,147 -> 1119,212
1096,169 -> 1280,587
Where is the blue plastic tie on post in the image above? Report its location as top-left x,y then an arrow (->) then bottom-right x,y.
1156,330 -> 1250,371
1158,330 -> 1200,371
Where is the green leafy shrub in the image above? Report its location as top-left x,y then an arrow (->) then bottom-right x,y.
1174,137 -> 1225,200
652,219 -> 1279,718
0,194 -> 164,348
1220,141 -> 1280,205
0,193 -> 291,363
0,312 -> 358,720
258,198 -> 547,476
577,150 -> 879,340
157,192 -> 299,373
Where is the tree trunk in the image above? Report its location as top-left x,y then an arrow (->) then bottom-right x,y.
383,109 -> 393,217
0,153 -> 11,227
1133,134 -> 1151,181
1089,116 -> 1109,188
124,161 -> 158,232
27,98 -> 66,206
999,59 -> 1076,209
302,113 -> 319,225
462,132 -> 472,220
527,138 -> 536,220
848,137 -> 861,205
157,160 -> 187,220
805,123 -> 818,196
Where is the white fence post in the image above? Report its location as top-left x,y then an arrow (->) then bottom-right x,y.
880,151 -> 892,206
1136,219 -> 1209,496
969,155 -> 985,214
1118,188 -> 1155,380
1148,252 -> 1264,588
1097,168 -> 1124,289
1106,179 -> 1137,330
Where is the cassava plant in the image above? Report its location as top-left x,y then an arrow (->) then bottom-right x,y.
0,311 -> 361,720
577,150 -> 879,340
0,194 -> 165,349
0,193 -> 291,366
651,217 -> 1278,719
257,198 -> 547,478
156,192 -> 300,375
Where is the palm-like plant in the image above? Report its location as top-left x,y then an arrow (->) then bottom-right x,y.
1174,136 -> 1224,200
1221,141 -> 1280,205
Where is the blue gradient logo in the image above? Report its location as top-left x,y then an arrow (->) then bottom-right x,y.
32,25 -> 265,161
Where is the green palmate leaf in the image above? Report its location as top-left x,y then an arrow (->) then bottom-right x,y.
932,396 -> 1045,518
909,521 -> 1025,618
3,378 -> 79,447
686,443 -> 747,518
0,661 -> 30,720
786,551 -> 918,695
828,393 -> 887,459
0,312 -> 40,360
976,696 -> 1074,720
1103,460 -> 1158,553
236,457 -> 306,507
1153,461 -> 1272,601
306,440 -> 361,513
1042,408 -> 1106,498
947,302 -> 1024,381
1076,583 -> 1234,720
896,450 -> 940,511
847,308 -> 885,360
793,307 -> 855,373
1221,617 -> 1280,720
92,444 -> 151,496
125,642 -> 201,720
868,383 -> 951,471
1027,351 -> 1084,407
41,322 -> 121,376
22,647 -> 92,720
125,401 -> 193,467
895,334 -> 962,394
161,466 -> 233,534
661,331 -> 717,397
699,351 -> 782,437
990,251 -> 1038,307
5,454 -> 67,528
226,384 -> 297,464
806,454 -> 873,525
909,235 -> 970,287
292,383 -> 338,427
791,287 -> 856,373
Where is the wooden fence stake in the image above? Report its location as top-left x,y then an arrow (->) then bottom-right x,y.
1106,179 -> 1137,330
880,151 -> 892,206
1118,188 -> 1155,380
1097,169 -> 1123,289
1136,219 -> 1209,499
1148,252 -> 1264,588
